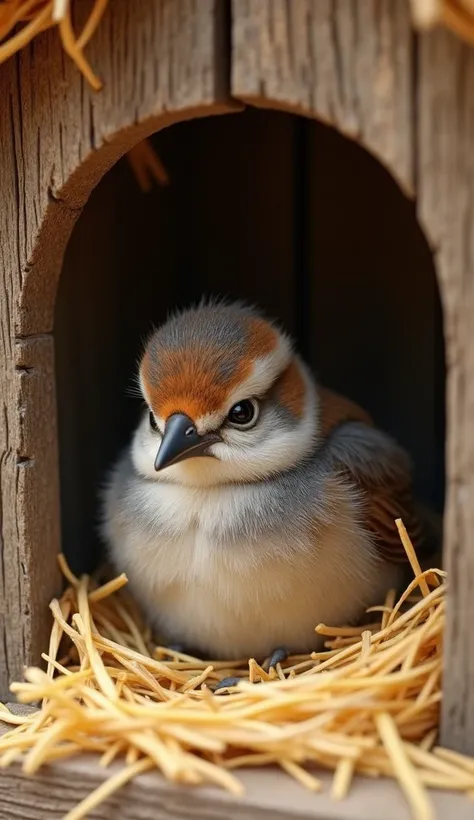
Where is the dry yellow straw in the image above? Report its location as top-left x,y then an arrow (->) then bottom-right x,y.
0,0 -> 169,190
2,2 -> 474,77
3,1 -> 472,194
0,519 -> 473,820
0,0 -> 108,89
410,0 -> 474,44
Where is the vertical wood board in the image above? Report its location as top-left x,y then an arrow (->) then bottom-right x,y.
231,0 -> 414,196
417,29 -> 474,754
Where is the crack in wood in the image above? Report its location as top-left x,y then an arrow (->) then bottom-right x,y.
16,456 -> 33,467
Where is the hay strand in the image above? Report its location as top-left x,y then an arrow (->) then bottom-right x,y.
0,1 -> 106,87
410,0 -> 474,44
0,0 -> 169,192
2,2 -> 474,80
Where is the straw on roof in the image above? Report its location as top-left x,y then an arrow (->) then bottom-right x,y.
410,0 -> 474,44
1,0 -> 474,85
1,1 -> 473,195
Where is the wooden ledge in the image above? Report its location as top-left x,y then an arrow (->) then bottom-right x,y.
0,727 -> 472,820
1,706 -> 472,819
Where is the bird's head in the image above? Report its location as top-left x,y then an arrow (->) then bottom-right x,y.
131,301 -> 318,486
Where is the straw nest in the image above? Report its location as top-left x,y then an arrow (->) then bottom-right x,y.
0,520 -> 474,820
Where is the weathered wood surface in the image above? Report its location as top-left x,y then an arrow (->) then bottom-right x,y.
417,29 -> 474,755
12,0 -> 235,336
0,0 -> 235,699
0,717 -> 472,820
1,706 -> 472,819
231,0 -> 414,196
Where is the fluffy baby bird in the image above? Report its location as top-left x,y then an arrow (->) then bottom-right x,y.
102,301 -> 430,677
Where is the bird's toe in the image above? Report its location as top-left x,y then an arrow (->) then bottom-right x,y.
214,676 -> 242,693
264,646 -> 289,672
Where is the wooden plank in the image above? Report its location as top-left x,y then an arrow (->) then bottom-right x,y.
417,29 -> 474,755
231,0 -> 413,196
0,55 -> 71,695
0,734 -> 473,820
15,0 -> 230,211
0,61 -> 23,701
0,333 -> 62,700
0,0 -> 236,699
14,337 -> 62,685
11,0 -> 237,336
1,706 -> 473,819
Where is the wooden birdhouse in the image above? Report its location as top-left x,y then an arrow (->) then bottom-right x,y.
1,0 -> 474,816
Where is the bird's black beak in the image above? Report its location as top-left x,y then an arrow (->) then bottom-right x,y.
154,413 -> 221,472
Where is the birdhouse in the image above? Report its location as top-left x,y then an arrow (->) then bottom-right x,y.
1,0 -> 474,816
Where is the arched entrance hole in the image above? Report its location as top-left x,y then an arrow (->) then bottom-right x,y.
54,107 -> 445,573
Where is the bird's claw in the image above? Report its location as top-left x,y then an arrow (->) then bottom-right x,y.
263,646 -> 289,673
214,676 -> 241,693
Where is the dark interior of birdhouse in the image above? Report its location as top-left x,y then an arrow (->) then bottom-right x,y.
54,107 -> 445,575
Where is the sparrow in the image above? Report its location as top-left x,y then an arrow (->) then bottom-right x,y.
102,300 -> 435,684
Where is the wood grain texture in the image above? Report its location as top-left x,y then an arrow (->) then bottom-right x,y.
0,0 -> 235,699
417,29 -> 474,755
14,337 -> 62,681
231,0 -> 413,195
1,705 -> 472,819
14,0 -> 236,335
0,707 -> 473,820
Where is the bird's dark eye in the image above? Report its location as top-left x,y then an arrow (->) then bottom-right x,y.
227,399 -> 259,430
149,411 -> 158,431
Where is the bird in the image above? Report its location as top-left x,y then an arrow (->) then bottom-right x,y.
101,300 -> 437,686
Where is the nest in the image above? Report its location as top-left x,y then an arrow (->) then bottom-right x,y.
0,521 -> 474,820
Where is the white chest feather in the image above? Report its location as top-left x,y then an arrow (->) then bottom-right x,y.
104,473 -> 400,659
